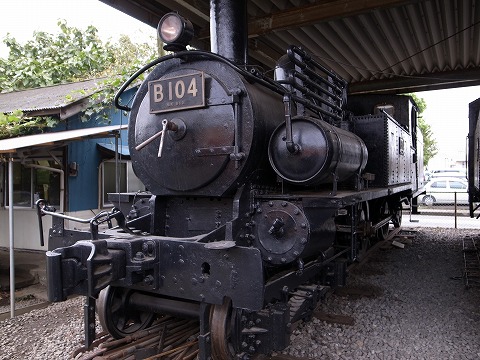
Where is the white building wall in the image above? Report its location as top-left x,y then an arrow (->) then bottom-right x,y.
0,208 -> 51,250
0,208 -> 104,251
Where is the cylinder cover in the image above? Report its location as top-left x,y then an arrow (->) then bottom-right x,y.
254,200 -> 310,265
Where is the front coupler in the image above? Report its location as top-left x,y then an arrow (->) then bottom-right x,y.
47,237 -> 160,348
46,237 -> 159,301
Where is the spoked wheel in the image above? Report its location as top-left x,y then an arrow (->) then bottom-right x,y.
392,205 -> 402,228
377,201 -> 390,241
357,235 -> 372,262
356,202 -> 371,261
210,298 -> 241,360
97,286 -> 156,339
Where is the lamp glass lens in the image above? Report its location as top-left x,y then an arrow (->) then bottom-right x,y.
160,15 -> 182,42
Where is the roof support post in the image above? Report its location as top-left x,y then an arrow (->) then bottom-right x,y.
115,132 -> 119,194
8,156 -> 15,318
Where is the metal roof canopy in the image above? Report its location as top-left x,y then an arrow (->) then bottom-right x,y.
0,124 -> 128,155
100,0 -> 480,94
97,142 -> 130,158
3,123 -> 127,318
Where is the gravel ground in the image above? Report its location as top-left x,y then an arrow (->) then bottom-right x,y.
282,227 -> 480,359
0,291 -> 45,314
0,228 -> 479,359
0,296 -> 84,359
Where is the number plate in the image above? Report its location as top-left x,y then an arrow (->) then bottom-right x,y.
149,72 -> 205,114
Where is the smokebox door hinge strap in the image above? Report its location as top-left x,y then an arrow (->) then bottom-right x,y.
230,88 -> 245,168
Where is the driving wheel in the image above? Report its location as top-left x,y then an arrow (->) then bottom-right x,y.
392,205 -> 402,228
97,286 -> 156,339
377,201 -> 390,241
210,298 -> 242,360
356,203 -> 371,261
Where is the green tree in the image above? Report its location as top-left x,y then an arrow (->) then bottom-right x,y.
0,20 -> 157,138
409,93 -> 438,166
1,20 -> 116,92
83,34 -> 157,123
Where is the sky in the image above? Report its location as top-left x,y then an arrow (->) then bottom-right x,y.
0,0 -> 156,57
416,86 -> 480,170
2,0 -> 480,170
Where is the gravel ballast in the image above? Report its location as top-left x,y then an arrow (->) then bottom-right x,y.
282,228 -> 480,359
1,227 -> 480,359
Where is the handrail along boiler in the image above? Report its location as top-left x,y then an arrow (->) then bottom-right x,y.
38,2 -> 425,359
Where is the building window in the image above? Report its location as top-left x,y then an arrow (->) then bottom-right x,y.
5,160 -> 63,208
100,160 -> 145,207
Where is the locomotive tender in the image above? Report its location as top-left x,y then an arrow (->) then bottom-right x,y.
38,1 -> 424,358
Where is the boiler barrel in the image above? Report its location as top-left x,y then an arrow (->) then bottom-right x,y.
268,117 -> 368,185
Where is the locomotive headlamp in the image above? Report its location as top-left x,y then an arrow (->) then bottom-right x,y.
158,12 -> 194,51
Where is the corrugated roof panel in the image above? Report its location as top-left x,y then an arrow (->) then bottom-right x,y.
342,17 -> 384,76
101,0 -> 480,92
355,14 -> 394,79
0,79 -> 104,114
404,4 -> 431,73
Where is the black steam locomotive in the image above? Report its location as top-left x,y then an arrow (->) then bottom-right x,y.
38,2 -> 424,359
468,98 -> 480,215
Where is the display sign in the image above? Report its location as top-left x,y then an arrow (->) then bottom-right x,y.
149,72 -> 205,113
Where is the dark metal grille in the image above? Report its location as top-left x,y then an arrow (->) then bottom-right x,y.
463,235 -> 480,288
281,46 -> 348,123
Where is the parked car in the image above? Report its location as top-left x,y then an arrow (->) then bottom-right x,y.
427,169 -> 467,181
421,177 -> 468,205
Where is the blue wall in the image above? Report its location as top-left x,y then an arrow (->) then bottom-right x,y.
61,88 -> 135,211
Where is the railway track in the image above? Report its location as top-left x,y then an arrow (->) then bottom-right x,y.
73,227 -> 413,360
74,316 -> 200,360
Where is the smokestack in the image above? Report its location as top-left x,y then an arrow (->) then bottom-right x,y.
210,0 -> 248,65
